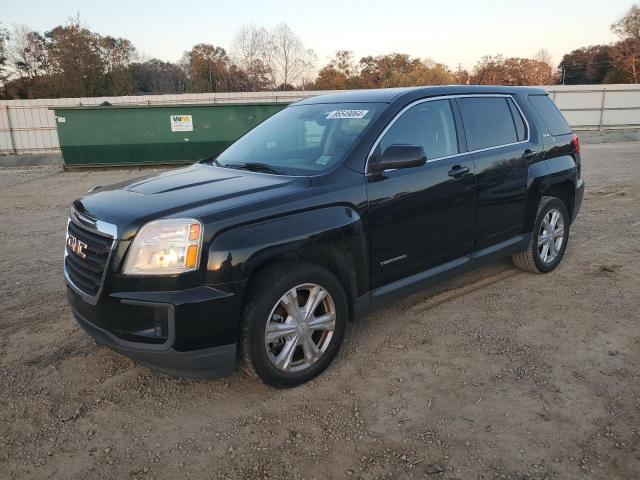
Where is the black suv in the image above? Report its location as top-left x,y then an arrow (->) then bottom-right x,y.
65,86 -> 584,387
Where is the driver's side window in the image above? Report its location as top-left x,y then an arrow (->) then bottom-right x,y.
380,99 -> 458,161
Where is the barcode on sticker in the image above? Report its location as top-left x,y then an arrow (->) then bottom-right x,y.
326,110 -> 369,119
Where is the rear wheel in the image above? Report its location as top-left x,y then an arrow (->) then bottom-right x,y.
512,196 -> 570,273
240,262 -> 347,387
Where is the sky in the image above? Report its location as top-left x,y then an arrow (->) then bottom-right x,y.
1,0 -> 632,69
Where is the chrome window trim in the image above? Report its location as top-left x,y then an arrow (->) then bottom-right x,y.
365,94 -> 531,174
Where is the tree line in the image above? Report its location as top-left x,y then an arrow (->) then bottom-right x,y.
0,5 -> 638,100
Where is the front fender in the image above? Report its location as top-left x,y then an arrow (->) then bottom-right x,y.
204,206 -> 368,290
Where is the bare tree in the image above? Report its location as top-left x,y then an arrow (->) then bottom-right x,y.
231,23 -> 317,90
0,23 -> 9,87
611,4 -> 640,83
230,25 -> 271,90
529,50 -> 557,84
533,49 -> 553,67
256,23 -> 317,89
231,25 -> 267,69
298,48 -> 319,89
9,25 -> 49,79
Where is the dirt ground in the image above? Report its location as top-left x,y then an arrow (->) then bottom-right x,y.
1,142 -> 639,480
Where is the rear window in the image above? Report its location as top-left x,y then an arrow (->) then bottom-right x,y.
458,97 -> 520,151
528,95 -> 572,136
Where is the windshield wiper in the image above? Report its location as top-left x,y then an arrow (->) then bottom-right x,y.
221,162 -> 283,175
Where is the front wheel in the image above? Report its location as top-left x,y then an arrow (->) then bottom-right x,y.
240,262 -> 348,387
512,196 -> 570,273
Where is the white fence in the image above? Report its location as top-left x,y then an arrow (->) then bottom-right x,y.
548,84 -> 640,131
1,85 -> 639,155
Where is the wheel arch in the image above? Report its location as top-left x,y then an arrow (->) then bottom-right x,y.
524,157 -> 577,234
245,244 -> 361,321
205,205 -> 369,320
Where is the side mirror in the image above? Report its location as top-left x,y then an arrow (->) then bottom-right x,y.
370,144 -> 427,172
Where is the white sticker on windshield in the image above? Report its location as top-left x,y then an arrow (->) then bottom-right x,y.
326,109 -> 369,119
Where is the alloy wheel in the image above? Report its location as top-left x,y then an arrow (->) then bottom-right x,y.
538,208 -> 565,264
264,283 -> 336,373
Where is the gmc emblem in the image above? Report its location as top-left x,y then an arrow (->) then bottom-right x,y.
67,234 -> 88,259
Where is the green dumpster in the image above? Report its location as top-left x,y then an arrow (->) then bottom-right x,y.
51,102 -> 288,167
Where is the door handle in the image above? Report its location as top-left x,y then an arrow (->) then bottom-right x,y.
448,165 -> 470,179
522,149 -> 538,160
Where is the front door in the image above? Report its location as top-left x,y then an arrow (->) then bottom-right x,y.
367,99 -> 475,289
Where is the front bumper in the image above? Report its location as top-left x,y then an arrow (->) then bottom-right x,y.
66,285 -> 241,379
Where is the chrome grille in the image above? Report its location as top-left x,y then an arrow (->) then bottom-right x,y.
65,220 -> 113,297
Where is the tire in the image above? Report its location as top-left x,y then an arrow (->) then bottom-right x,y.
512,196 -> 570,274
240,261 -> 348,388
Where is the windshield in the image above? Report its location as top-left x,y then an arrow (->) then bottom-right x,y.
214,102 -> 383,175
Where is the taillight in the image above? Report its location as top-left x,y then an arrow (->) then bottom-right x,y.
571,133 -> 581,156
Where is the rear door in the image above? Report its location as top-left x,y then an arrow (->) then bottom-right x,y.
456,96 -> 536,249
367,98 -> 475,288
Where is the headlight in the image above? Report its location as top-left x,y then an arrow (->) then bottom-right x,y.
123,219 -> 203,275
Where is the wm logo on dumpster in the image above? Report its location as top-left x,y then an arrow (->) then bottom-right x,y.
170,114 -> 193,132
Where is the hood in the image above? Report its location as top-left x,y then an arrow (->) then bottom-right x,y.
73,163 -> 311,239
